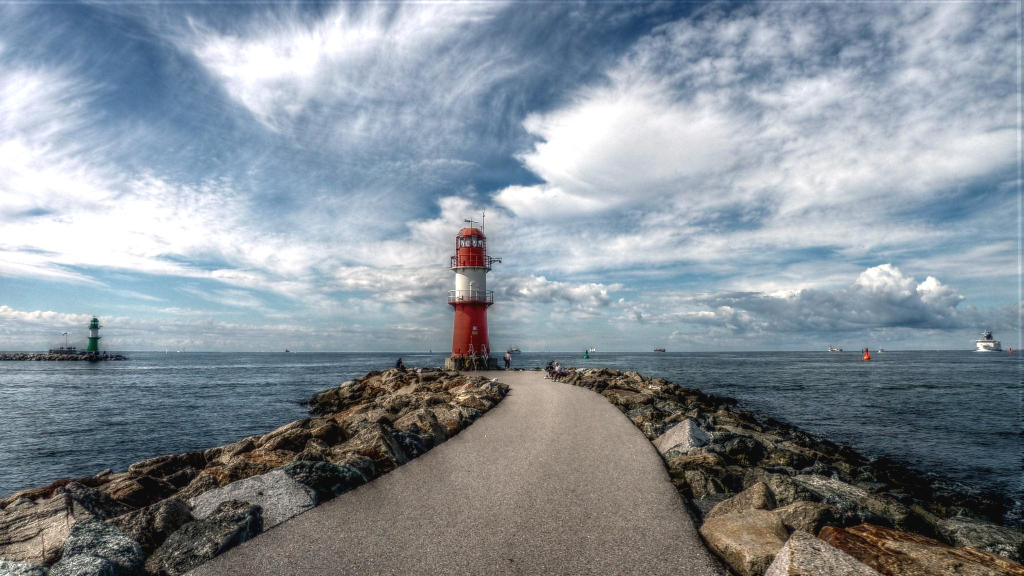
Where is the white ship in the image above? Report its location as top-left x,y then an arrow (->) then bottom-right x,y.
975,330 -> 1002,352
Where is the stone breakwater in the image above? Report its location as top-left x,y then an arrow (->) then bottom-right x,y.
551,367 -> 1024,576
0,353 -> 128,361
0,368 -> 508,576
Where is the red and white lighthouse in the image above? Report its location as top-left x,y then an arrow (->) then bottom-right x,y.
446,217 -> 500,370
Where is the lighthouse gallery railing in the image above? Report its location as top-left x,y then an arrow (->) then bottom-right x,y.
450,255 -> 500,270
448,289 -> 493,304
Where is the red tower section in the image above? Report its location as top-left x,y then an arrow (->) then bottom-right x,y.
447,223 -> 500,369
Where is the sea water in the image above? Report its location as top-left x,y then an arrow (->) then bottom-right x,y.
1,350 -> 1019,523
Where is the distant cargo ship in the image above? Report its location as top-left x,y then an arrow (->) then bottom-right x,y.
653,348 -> 666,353
975,330 -> 1002,352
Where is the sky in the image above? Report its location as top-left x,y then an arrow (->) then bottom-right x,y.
0,1 -> 1020,353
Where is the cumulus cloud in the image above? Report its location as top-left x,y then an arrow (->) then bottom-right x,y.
629,264 -> 977,340
496,2 -> 1017,284
499,275 -> 619,311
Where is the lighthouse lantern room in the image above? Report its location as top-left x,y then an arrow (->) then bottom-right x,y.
445,216 -> 500,370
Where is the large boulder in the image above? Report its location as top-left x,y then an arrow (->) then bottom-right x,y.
765,530 -> 882,576
57,519 -> 144,575
936,516 -> 1024,561
103,475 -> 177,509
0,560 -> 47,576
600,388 -> 650,411
48,555 -> 118,576
624,405 -> 670,439
793,475 -> 911,528
653,419 -> 711,456
343,422 -> 409,474
699,509 -> 789,576
393,408 -> 448,445
820,523 -> 1024,576
773,501 -> 839,535
189,469 -> 315,531
107,498 -> 193,553
127,453 -> 205,479
281,460 -> 369,503
706,482 -> 777,521
0,483 -> 129,565
145,500 -> 261,576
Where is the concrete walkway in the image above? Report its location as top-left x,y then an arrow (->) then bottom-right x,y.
189,370 -> 725,575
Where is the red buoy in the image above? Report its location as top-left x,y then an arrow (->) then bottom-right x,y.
863,348 -> 871,361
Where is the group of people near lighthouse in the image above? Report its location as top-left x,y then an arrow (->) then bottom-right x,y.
397,354 -> 581,375
545,360 -> 571,379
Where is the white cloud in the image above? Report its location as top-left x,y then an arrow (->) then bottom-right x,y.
184,3 -> 504,130
332,266 -> 448,303
625,264 -> 982,339
854,264 -> 918,297
495,2 -> 1017,280
499,275 -> 619,310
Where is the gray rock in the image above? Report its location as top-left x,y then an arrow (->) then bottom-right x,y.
189,469 -> 314,530
62,483 -> 131,520
722,436 -> 767,466
0,559 -> 48,576
107,498 -> 193,553
744,470 -> 817,508
145,500 -> 261,576
682,467 -> 730,501
61,519 -> 144,575
282,461 -> 369,503
706,481 -> 777,520
0,482 -> 127,565
127,453 -> 205,479
699,509 -> 789,576
937,515 -> 1024,561
793,475 -> 911,528
773,501 -> 839,535
653,419 -> 710,456
765,530 -> 882,576
48,555 -> 118,576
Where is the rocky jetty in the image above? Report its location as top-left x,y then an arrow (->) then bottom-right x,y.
0,368 -> 508,576
551,367 -> 1023,576
0,353 -> 128,361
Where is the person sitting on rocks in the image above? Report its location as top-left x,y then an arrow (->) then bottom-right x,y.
395,358 -> 405,371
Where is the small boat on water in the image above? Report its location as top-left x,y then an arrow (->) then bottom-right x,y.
587,347 -> 597,353
975,330 -> 1002,352
828,346 -> 842,352
653,348 -> 666,353
507,347 -> 521,354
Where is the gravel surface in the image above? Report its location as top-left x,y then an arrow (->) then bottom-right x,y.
188,370 -> 725,575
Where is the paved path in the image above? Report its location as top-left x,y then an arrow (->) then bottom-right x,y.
190,370 -> 724,575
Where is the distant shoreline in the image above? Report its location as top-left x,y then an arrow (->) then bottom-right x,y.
0,352 -> 128,361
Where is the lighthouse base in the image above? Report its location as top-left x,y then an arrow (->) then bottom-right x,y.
445,356 -> 499,371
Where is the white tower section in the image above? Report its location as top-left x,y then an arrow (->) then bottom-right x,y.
453,267 -> 487,303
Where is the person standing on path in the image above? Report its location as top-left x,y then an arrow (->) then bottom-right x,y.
503,350 -> 511,369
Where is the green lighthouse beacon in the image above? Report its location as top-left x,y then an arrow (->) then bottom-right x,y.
87,317 -> 101,354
